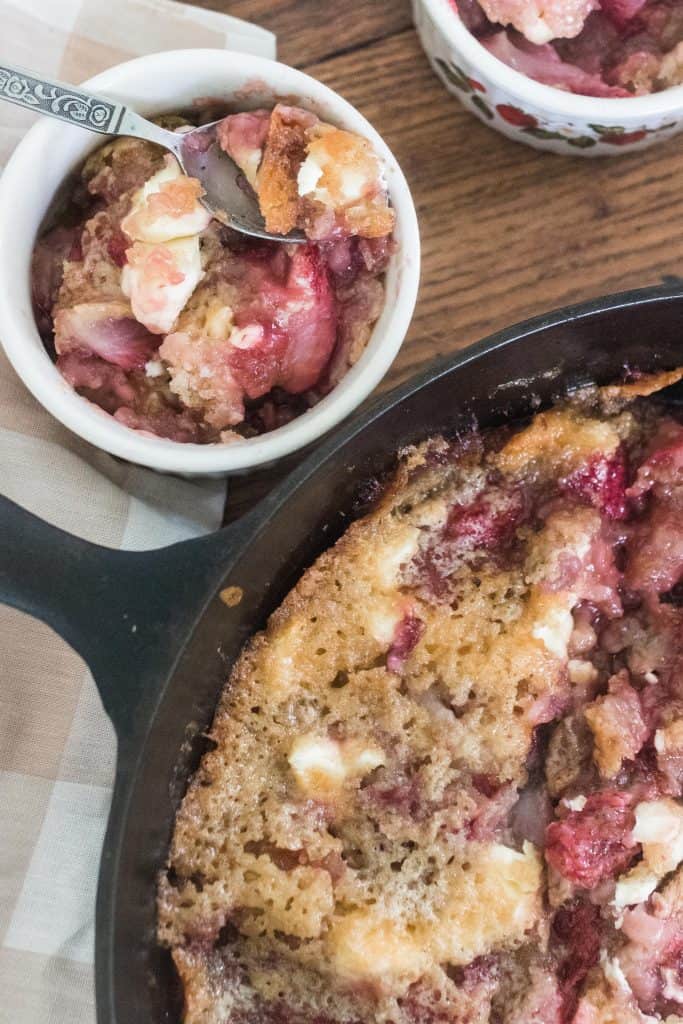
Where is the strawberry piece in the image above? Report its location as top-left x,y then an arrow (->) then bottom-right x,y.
387,613 -> 425,674
560,447 -> 628,520
229,245 -> 336,397
545,789 -> 637,887
54,301 -> 158,371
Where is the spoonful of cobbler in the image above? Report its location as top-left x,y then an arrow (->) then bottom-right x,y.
1,62 -> 394,245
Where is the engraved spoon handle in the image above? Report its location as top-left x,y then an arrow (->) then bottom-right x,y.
0,62 -> 180,151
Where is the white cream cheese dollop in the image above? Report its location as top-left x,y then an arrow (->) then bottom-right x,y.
122,237 -> 204,336
288,734 -> 385,796
121,156 -> 210,334
614,799 -> 683,910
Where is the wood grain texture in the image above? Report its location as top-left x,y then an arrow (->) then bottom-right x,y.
189,0 -> 412,66
200,1 -> 683,516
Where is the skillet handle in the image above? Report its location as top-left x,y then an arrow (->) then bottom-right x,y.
0,492 -> 234,740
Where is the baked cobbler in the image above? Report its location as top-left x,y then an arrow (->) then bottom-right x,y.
158,368 -> 683,1023
31,104 -> 394,443
457,0 -> 683,96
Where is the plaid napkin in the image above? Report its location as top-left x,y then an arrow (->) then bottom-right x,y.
0,3 -> 275,1021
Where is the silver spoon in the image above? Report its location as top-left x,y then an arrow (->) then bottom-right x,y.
0,62 -> 305,243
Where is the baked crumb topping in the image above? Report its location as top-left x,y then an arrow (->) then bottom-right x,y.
158,369 -> 683,1023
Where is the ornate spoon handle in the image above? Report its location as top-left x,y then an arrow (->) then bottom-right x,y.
0,62 -> 128,134
0,61 -> 181,153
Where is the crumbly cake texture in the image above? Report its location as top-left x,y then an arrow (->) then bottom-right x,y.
159,369 -> 683,1024
217,104 -> 396,240
31,105 -> 394,444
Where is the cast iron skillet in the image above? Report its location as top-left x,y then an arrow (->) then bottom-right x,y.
1,284 -> 683,1024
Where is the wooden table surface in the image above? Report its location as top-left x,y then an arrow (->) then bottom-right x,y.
195,0 -> 683,517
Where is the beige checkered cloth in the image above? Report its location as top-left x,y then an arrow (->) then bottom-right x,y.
0,3 -> 275,1020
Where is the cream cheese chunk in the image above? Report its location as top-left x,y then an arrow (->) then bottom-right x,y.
614,799 -> 683,910
532,599 -> 575,660
121,237 -> 204,335
288,734 -> 385,796
121,156 -> 211,243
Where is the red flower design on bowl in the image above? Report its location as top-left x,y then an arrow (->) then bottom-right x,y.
496,104 -> 538,128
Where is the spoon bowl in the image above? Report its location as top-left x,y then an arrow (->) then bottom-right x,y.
177,121 -> 305,242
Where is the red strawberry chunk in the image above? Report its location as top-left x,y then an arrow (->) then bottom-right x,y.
106,229 -> 130,268
405,483 -> 527,601
625,495 -> 683,596
57,351 -> 136,405
387,613 -> 425,674
624,420 -> 683,595
445,485 -> 525,548
552,899 -> 602,1018
545,789 -> 637,887
229,245 -> 337,397
601,0 -> 648,28
482,32 -> 630,97
560,448 -> 628,520
54,301 -> 159,371
453,955 -> 499,991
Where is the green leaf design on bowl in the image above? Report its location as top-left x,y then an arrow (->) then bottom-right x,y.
522,126 -> 565,140
471,94 -> 494,119
588,124 -> 624,135
567,136 -> 598,148
434,57 -> 472,93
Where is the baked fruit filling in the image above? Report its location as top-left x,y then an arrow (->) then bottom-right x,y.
158,369 -> 683,1023
31,104 -> 394,443
456,0 -> 683,96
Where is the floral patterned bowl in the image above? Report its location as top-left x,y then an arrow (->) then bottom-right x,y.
414,0 -> 683,155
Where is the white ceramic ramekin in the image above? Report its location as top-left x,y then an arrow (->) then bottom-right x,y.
414,0 -> 683,155
0,49 -> 420,475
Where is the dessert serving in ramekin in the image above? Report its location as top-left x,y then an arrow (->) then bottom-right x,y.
0,49 -> 419,475
414,0 -> 683,155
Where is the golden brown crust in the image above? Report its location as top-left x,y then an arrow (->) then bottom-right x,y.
159,371 -> 683,1024
251,106 -> 395,242
299,124 -> 395,239
496,407 -> 622,476
257,105 -> 313,235
601,367 -> 683,403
